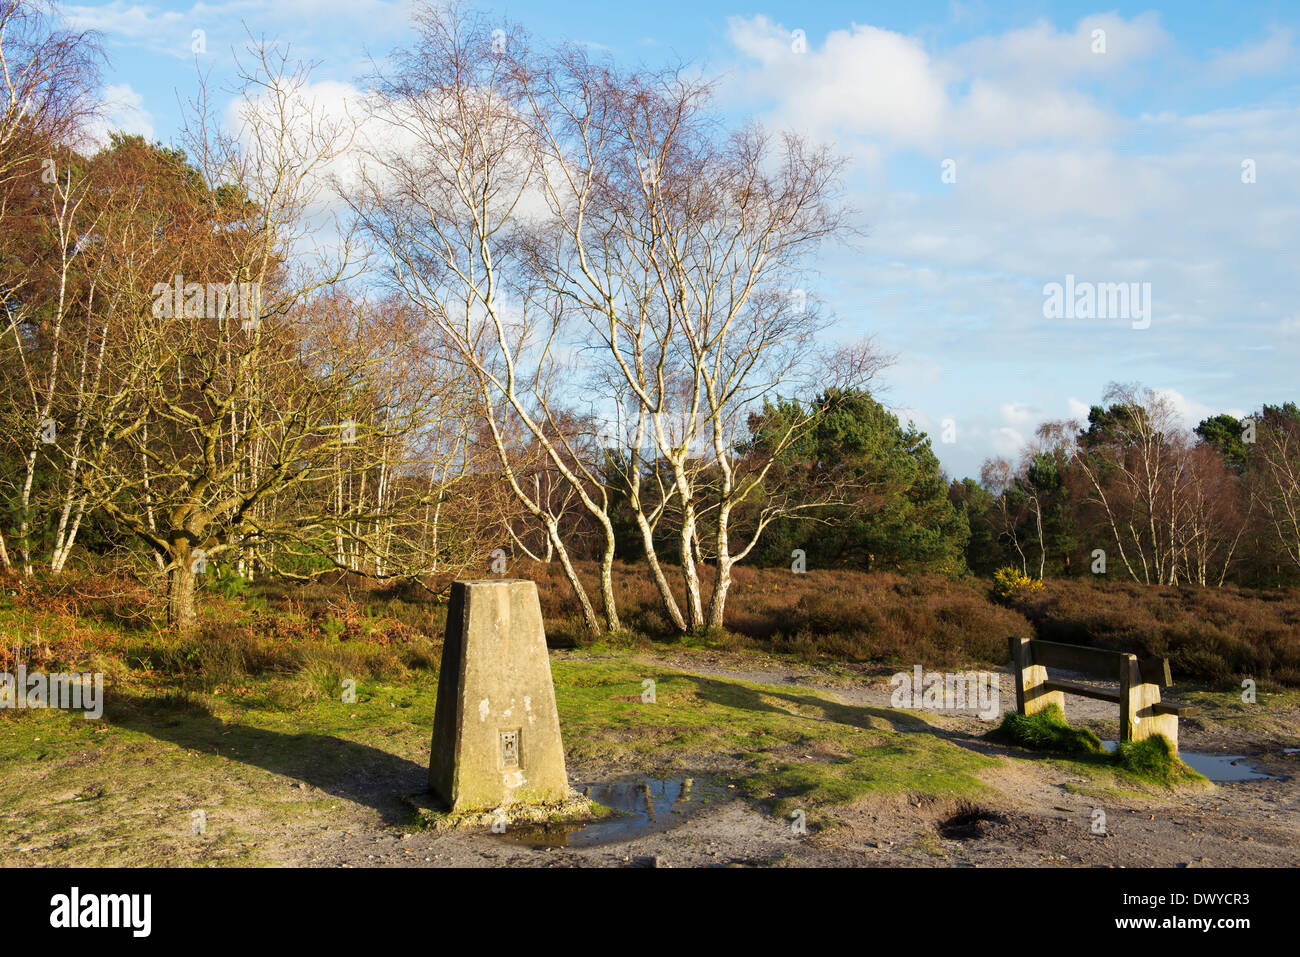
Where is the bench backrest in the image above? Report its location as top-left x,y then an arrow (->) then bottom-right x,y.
1027,639 -> 1172,687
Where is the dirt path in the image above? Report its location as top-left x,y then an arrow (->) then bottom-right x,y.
269,651 -> 1300,868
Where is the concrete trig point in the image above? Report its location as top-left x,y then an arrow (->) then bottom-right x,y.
428,579 -> 569,812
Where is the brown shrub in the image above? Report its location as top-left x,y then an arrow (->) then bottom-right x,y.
1007,579 -> 1300,686
523,560 -> 1032,669
3,566 -> 159,629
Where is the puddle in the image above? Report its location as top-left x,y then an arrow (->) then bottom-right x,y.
1101,742 -> 1280,781
497,776 -> 722,848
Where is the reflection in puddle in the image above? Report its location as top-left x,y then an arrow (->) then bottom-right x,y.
1101,742 -> 1280,781
497,776 -> 720,848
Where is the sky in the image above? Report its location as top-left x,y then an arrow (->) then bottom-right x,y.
64,0 -> 1300,481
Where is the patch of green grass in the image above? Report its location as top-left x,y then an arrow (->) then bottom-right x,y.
740,740 -> 995,821
993,704 -> 1208,791
996,704 -> 1104,754
1114,736 -> 1207,787
0,654 -> 447,867
550,655 -> 998,819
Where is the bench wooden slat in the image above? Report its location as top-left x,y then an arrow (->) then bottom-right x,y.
1041,679 -> 1123,703
1152,702 -> 1198,717
1031,640 -> 1132,677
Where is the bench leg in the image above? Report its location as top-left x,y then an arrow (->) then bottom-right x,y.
1121,657 -> 1179,752
1009,636 -> 1063,717
1132,685 -> 1179,752
1151,711 -> 1179,753
1120,656 -> 1138,743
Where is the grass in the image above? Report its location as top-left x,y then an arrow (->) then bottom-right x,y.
0,649 -> 1009,861
993,704 -> 1209,790
0,671 -> 442,866
996,704 -> 1104,754
1114,736 -> 1207,788
0,570 -> 1240,863
1179,686 -> 1300,742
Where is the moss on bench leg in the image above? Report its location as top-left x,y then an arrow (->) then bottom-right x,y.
994,706 -> 1207,789
1114,735 -> 1206,787
995,703 -> 1105,755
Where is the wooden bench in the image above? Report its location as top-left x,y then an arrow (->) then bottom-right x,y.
1008,636 -> 1198,751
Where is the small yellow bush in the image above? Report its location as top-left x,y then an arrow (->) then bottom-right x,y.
993,567 -> 1045,599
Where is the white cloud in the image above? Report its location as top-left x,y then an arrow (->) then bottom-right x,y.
726,16 -> 948,148
893,407 -> 932,431
1151,388 -> 1220,431
948,13 -> 1169,79
64,0 -> 414,61
999,401 -> 1038,425
63,2 -> 186,40
722,12 -> 1172,152
991,426 -> 1025,457
953,81 -> 1115,146
84,83 -> 155,148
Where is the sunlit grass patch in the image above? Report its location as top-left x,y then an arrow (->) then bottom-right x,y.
550,655 -> 999,821
1114,736 -> 1207,788
992,704 -> 1208,791
996,704 -> 1105,755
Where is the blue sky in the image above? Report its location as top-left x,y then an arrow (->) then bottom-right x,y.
66,0 -> 1300,480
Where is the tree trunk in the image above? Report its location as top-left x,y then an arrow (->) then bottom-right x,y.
51,495 -> 87,574
18,442 -> 38,577
598,531 -> 621,633
707,556 -> 732,630
706,501 -> 735,629
636,513 -> 686,632
167,550 -> 199,630
678,504 -> 705,630
547,520 -> 602,636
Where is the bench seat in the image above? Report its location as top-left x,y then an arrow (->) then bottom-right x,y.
1041,681 -> 1197,716
1041,679 -> 1122,703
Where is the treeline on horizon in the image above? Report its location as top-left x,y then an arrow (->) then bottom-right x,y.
951,389 -> 1299,590
2,1 -> 1296,651
559,382 -> 1300,592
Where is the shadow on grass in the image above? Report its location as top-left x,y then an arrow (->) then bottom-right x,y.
105,693 -> 428,825
675,673 -> 932,733
670,672 -> 1139,778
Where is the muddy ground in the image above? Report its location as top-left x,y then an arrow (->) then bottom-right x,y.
273,652 -> 1300,868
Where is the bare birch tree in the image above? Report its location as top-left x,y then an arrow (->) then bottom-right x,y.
350,6 -> 621,634
517,49 -> 870,628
